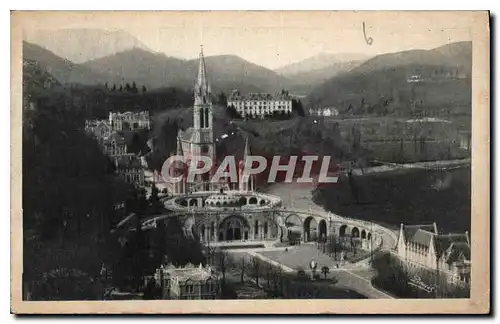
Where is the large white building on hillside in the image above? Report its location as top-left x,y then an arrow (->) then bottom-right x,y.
227,90 -> 293,118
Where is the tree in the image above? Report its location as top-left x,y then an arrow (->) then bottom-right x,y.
251,257 -> 260,285
125,83 -> 131,92
149,183 -> 162,213
218,250 -> 227,285
111,84 -> 116,92
292,99 -> 305,117
142,85 -> 147,93
119,85 -> 123,92
132,82 -> 138,94
240,257 -> 245,284
321,266 -> 330,280
216,92 -> 228,107
226,105 -> 242,119
296,269 -> 307,281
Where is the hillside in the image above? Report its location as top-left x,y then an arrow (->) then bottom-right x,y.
23,41 -> 113,85
80,48 -> 189,89
24,28 -> 150,63
284,60 -> 364,95
275,53 -> 370,75
187,55 -> 289,94
22,59 -> 63,100
305,41 -> 472,116
81,49 -> 289,93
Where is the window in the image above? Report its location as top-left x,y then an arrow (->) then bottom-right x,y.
185,284 -> 195,294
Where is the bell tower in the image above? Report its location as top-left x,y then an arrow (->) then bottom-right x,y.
191,45 -> 215,163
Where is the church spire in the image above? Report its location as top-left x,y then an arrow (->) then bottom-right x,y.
243,135 -> 251,161
196,45 -> 210,96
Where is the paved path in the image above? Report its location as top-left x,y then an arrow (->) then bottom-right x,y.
262,183 -> 396,299
238,248 -> 393,299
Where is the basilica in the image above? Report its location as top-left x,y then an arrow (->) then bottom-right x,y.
167,47 -> 253,195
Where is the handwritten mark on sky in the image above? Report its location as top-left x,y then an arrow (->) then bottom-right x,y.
363,22 -> 373,46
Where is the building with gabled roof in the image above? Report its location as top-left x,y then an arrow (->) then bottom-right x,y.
115,153 -> 145,185
146,263 -> 221,300
396,222 -> 470,285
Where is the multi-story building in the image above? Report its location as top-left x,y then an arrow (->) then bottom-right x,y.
396,223 -> 471,285
308,107 -> 339,117
85,120 -> 112,139
85,117 -> 146,187
86,111 -> 150,135
103,132 -> 128,157
227,89 -> 293,118
149,263 -> 221,300
115,154 -> 145,186
109,111 -> 151,131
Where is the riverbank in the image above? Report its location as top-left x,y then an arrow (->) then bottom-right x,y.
313,166 -> 471,234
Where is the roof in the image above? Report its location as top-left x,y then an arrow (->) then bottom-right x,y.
106,132 -> 127,145
400,223 -> 470,261
179,127 -> 195,143
443,242 -> 471,264
402,224 -> 438,247
228,91 -> 293,101
410,229 -> 434,247
434,233 -> 470,257
156,263 -> 216,282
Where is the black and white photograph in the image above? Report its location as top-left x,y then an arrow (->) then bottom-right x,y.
11,11 -> 490,314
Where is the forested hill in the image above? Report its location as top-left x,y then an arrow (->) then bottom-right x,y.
24,40 -> 291,94
23,58 -> 133,230
80,48 -> 289,93
305,41 -> 472,117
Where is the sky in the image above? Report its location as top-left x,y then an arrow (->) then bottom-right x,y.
16,11 -> 474,69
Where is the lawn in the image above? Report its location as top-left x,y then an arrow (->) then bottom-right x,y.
258,245 -> 369,271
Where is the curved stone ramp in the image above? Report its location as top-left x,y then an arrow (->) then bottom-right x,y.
140,206 -> 398,252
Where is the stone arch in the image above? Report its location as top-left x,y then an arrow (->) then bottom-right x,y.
351,227 -> 360,238
285,214 -> 302,228
361,229 -> 367,239
259,199 -> 266,206
249,197 -> 258,204
216,201 -> 221,206
179,199 -> 188,207
367,232 -> 372,241
218,215 -> 249,241
189,199 -> 198,207
339,224 -> 348,237
303,216 -> 318,242
318,219 -> 327,240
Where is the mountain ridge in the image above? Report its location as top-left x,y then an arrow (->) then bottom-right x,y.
24,28 -> 151,63
305,41 -> 472,114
